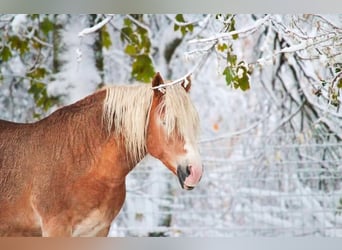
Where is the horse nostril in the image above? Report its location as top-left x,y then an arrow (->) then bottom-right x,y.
186,165 -> 191,176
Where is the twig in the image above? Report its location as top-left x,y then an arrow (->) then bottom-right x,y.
298,72 -> 342,119
166,14 -> 208,27
313,14 -> 342,32
152,49 -> 211,91
267,100 -> 306,135
151,72 -> 192,90
331,71 -> 342,89
255,34 -> 337,67
126,14 -> 151,34
314,117 -> 342,140
32,36 -> 53,48
188,15 -> 270,44
199,113 -> 272,143
78,15 -> 114,37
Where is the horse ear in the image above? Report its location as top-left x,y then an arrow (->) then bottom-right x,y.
152,72 -> 165,97
181,75 -> 191,92
152,72 -> 164,88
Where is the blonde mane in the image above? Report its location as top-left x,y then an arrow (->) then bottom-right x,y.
102,83 -> 200,162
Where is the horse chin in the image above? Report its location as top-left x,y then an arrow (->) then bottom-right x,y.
178,176 -> 195,190
183,184 -> 195,190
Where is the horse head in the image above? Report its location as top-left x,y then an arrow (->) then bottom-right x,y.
146,73 -> 203,190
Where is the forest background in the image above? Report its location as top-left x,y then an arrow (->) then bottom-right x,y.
0,14 -> 341,236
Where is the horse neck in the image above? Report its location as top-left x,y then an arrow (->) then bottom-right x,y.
71,90 -> 147,177
102,85 -> 153,171
102,133 -> 148,177
51,89 -> 150,179
104,119 -> 149,176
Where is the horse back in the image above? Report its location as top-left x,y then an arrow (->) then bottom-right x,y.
0,119 -> 38,194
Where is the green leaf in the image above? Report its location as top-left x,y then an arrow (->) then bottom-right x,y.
141,33 -> 151,52
33,113 -> 41,119
188,24 -> 194,32
29,14 -> 39,20
236,66 -> 250,91
124,44 -> 137,55
137,26 -> 148,35
28,81 -> 56,111
9,35 -> 29,56
174,14 -> 194,36
120,27 -> 133,42
334,63 -> 342,73
180,27 -> 186,36
230,18 -> 239,40
27,67 -> 48,79
217,43 -> 228,52
28,81 -> 45,96
175,14 -> 185,23
223,67 -> 234,85
228,54 -> 237,66
40,17 -> 54,36
132,55 -> 155,82
1,46 -> 12,61
337,79 -> 342,89
101,26 -> 112,49
124,18 -> 132,26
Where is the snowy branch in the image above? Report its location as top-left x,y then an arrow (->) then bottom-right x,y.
126,15 -> 151,34
166,14 -> 211,27
32,36 -> 53,48
331,71 -> 342,89
188,15 -> 270,44
314,117 -> 342,139
78,15 -> 114,37
270,15 -> 341,41
200,113 -> 271,143
313,14 -> 342,31
152,51 -> 211,91
151,73 -> 192,91
267,100 -> 306,135
298,75 -> 342,119
184,44 -> 214,57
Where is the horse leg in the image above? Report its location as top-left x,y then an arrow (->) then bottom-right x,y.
95,225 -> 110,237
41,216 -> 72,237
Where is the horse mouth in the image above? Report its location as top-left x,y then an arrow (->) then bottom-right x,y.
177,167 -> 196,190
184,184 -> 195,190
178,177 -> 195,190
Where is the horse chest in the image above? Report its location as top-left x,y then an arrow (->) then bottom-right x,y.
72,209 -> 108,237
71,183 -> 125,237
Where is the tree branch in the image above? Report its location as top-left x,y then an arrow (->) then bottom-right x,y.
126,14 -> 151,34
188,15 -> 270,44
78,15 -> 114,37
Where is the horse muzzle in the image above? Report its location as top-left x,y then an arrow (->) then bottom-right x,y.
177,164 -> 203,190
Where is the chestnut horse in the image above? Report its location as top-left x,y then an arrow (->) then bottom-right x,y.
0,73 -> 202,237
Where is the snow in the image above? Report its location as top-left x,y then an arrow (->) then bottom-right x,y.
1,14 -> 342,237
10,14 -> 27,33
47,15 -> 101,104
78,15 -> 114,37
